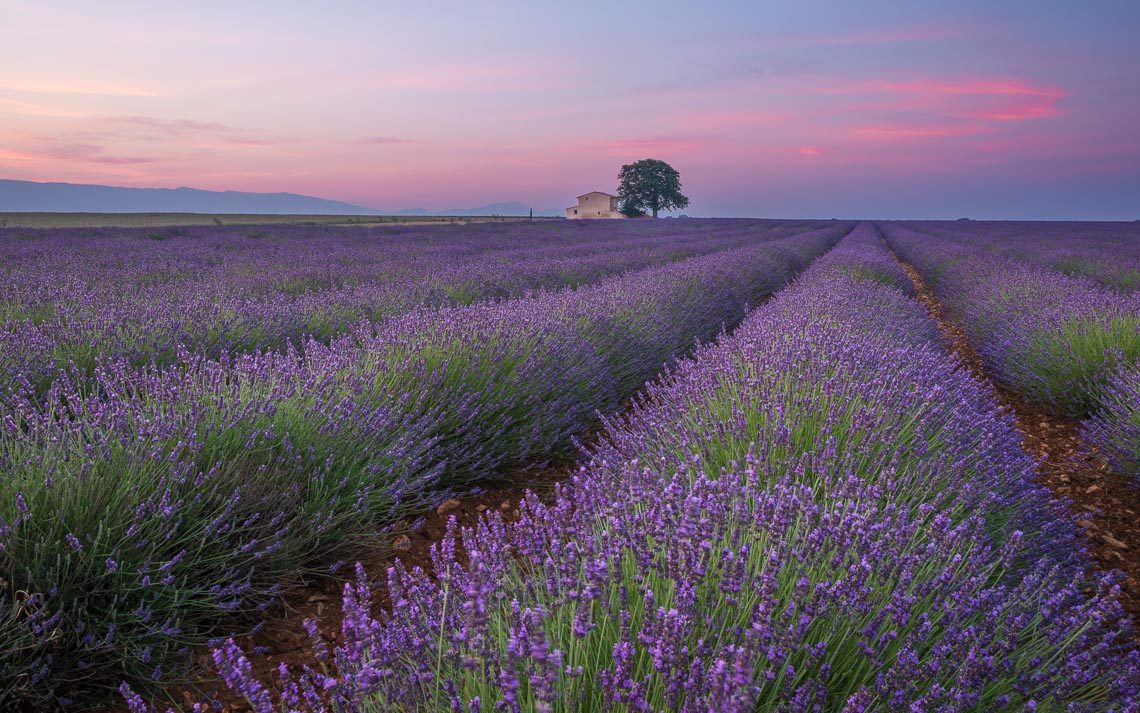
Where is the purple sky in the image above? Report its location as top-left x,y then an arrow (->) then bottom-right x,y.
2,1 -> 1138,218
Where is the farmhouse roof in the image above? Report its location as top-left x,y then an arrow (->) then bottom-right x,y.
577,191 -> 617,199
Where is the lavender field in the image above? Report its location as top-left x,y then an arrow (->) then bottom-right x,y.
3,219 -> 1140,711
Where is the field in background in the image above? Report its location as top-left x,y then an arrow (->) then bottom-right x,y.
0,212 -> 556,228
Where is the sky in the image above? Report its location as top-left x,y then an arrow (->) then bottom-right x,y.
2,0 -> 1138,219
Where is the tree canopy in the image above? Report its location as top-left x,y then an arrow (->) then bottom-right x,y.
617,159 -> 690,218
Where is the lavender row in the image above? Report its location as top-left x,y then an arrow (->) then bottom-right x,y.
0,219 -> 825,394
904,220 -> 1140,291
882,222 -> 1140,475
880,223 -> 1140,420
0,224 -> 845,708
194,223 -> 1138,711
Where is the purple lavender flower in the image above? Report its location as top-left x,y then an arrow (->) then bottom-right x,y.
881,221 -> 1140,419
1086,363 -> 1140,476
200,225 -> 1140,711
3,220 -> 844,707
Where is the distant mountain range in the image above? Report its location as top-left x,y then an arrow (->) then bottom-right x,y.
0,179 -> 560,216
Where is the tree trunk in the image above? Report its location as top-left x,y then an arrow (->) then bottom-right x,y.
652,207 -> 658,218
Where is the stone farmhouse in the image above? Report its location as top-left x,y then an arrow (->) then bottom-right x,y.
566,191 -> 625,219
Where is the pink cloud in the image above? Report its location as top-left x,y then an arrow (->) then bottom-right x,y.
0,97 -> 91,118
106,116 -> 229,134
864,78 -> 1061,97
0,141 -> 156,165
851,123 -> 995,140
1,112 -> 283,167
215,137 -> 276,147
959,101 -> 1063,121
672,109 -> 790,131
820,77 -> 1067,122
356,63 -> 564,93
37,142 -> 156,164
359,136 -> 412,145
585,136 -> 710,156
0,79 -> 161,97
0,148 -> 37,162
95,116 -> 281,147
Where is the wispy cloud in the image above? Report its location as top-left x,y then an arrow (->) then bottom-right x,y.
0,79 -> 161,97
851,123 -> 995,140
0,148 -> 37,162
356,63 -> 563,93
2,140 -> 155,165
583,136 -> 710,156
0,96 -> 91,118
815,77 -> 1067,122
7,114 -> 282,153
757,25 -> 977,49
358,136 -> 412,144
106,116 -> 229,134
863,78 -> 1062,97
672,109 -> 790,131
95,116 -> 280,147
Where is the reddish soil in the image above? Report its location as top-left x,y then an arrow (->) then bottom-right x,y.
894,255 -> 1140,622
90,474 -> 555,711
146,470 -> 570,711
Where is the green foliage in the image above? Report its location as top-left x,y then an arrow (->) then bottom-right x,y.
1020,316 -> 1140,417
443,280 -> 483,305
1054,256 -> 1140,291
839,264 -> 907,290
1117,271 -> 1140,291
617,159 -> 690,218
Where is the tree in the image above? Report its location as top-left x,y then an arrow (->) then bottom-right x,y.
617,158 -> 689,218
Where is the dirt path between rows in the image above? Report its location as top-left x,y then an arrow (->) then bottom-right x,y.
891,250 -> 1140,623
146,466 -> 570,711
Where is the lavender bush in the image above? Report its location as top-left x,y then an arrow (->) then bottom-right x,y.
1087,364 -> 1140,477
881,223 -> 1140,418
0,223 -> 845,707
197,225 -> 1138,711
